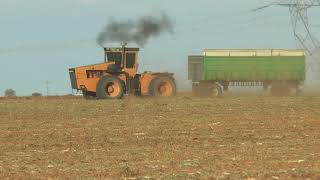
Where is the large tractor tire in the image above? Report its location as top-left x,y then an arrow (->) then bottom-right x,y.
149,75 -> 176,97
96,76 -> 125,99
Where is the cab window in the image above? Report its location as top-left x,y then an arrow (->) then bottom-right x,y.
107,52 -> 122,66
126,53 -> 136,68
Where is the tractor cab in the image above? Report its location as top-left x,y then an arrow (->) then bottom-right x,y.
104,45 -> 139,77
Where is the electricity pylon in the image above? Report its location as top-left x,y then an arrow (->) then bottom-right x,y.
253,0 -> 320,57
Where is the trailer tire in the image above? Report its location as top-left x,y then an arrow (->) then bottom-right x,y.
209,83 -> 223,98
193,82 -> 222,98
96,76 -> 124,99
192,83 -> 201,97
270,81 -> 290,96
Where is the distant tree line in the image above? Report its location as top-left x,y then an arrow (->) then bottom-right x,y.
3,89 -> 43,97
4,89 -> 16,97
31,92 -> 42,97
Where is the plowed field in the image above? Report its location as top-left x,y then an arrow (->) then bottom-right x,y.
0,96 -> 319,179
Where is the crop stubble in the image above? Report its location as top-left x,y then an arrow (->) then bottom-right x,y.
0,96 -> 319,179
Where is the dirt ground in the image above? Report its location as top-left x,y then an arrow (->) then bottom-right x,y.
0,95 -> 319,179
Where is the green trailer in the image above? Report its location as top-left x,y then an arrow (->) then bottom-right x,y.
188,49 -> 306,97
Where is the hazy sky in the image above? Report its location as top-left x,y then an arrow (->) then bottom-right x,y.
1,0 -> 319,95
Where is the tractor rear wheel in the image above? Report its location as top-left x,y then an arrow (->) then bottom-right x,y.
96,76 -> 124,99
149,76 -> 176,97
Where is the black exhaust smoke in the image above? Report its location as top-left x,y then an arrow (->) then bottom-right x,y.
96,12 -> 174,47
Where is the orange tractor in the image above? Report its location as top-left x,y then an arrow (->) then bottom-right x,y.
69,44 -> 176,99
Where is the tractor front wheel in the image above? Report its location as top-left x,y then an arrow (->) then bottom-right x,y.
96,76 -> 125,99
149,76 -> 176,97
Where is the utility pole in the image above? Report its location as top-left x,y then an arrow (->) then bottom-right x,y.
45,81 -> 51,96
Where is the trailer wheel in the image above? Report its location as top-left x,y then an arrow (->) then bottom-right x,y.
192,83 -> 201,97
209,83 -> 223,98
96,76 -> 124,99
149,76 -> 176,97
270,81 -> 290,96
296,85 -> 303,95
